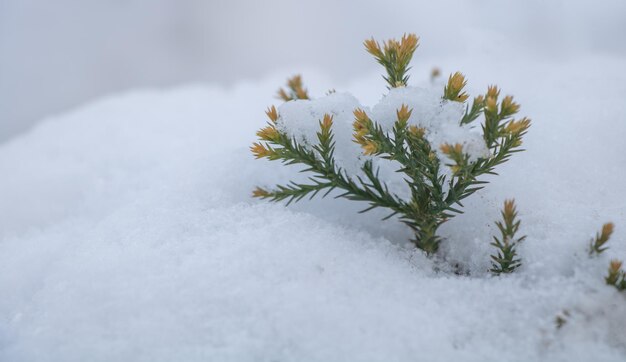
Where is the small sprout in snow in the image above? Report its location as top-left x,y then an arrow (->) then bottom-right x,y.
555,310 -> 571,329
589,222 -> 614,256
490,199 -> 526,275
606,259 -> 626,292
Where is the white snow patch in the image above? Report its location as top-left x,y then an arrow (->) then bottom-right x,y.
0,58 -> 625,361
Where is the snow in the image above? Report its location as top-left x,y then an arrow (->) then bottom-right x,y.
1,54 -> 626,361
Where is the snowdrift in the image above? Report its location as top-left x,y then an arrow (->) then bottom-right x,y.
0,56 -> 625,361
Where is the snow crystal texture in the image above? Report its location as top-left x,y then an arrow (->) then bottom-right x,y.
0,56 -> 625,362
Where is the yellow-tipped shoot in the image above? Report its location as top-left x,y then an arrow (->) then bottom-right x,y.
505,117 -> 531,135
256,126 -> 281,142
486,85 -> 500,99
321,114 -> 333,131
502,199 -> 518,226
362,140 -> 379,155
265,105 -> 279,123
443,72 -> 469,102
365,33 -> 420,88
500,95 -> 520,118
396,104 -> 412,127
252,187 -> 271,198
277,75 -> 309,101
440,143 -> 463,156
352,108 -> 372,146
251,142 -> 275,159
319,114 -> 334,140
440,143 -> 466,174
408,125 -> 425,138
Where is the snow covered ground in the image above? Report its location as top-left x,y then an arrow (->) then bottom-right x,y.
0,51 -> 625,361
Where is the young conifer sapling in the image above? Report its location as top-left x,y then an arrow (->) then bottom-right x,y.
252,34 -> 531,256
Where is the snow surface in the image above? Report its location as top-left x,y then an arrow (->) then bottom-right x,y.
1,55 -> 626,361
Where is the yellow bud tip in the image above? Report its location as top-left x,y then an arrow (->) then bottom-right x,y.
353,108 -> 368,123
252,187 -> 271,198
486,85 -> 500,99
440,143 -> 463,155
265,105 -> 279,123
485,97 -> 498,112
505,118 -> 531,134
408,125 -> 425,138
609,259 -> 623,273
277,88 -> 291,101
602,222 -> 615,240
365,34 -> 419,61
398,33 -> 419,57
287,75 -> 303,92
362,140 -> 378,155
250,142 -> 272,159
256,126 -> 280,142
501,95 -> 520,115
364,38 -> 383,58
278,75 -> 309,101
449,72 -> 466,88
444,72 -> 469,102
396,104 -> 412,123
503,199 -> 517,221
321,114 -> 333,130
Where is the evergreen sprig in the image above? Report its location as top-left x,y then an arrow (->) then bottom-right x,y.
490,199 -> 526,274
252,34 -> 531,256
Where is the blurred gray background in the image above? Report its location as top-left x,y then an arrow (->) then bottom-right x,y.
1,0 -> 625,143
